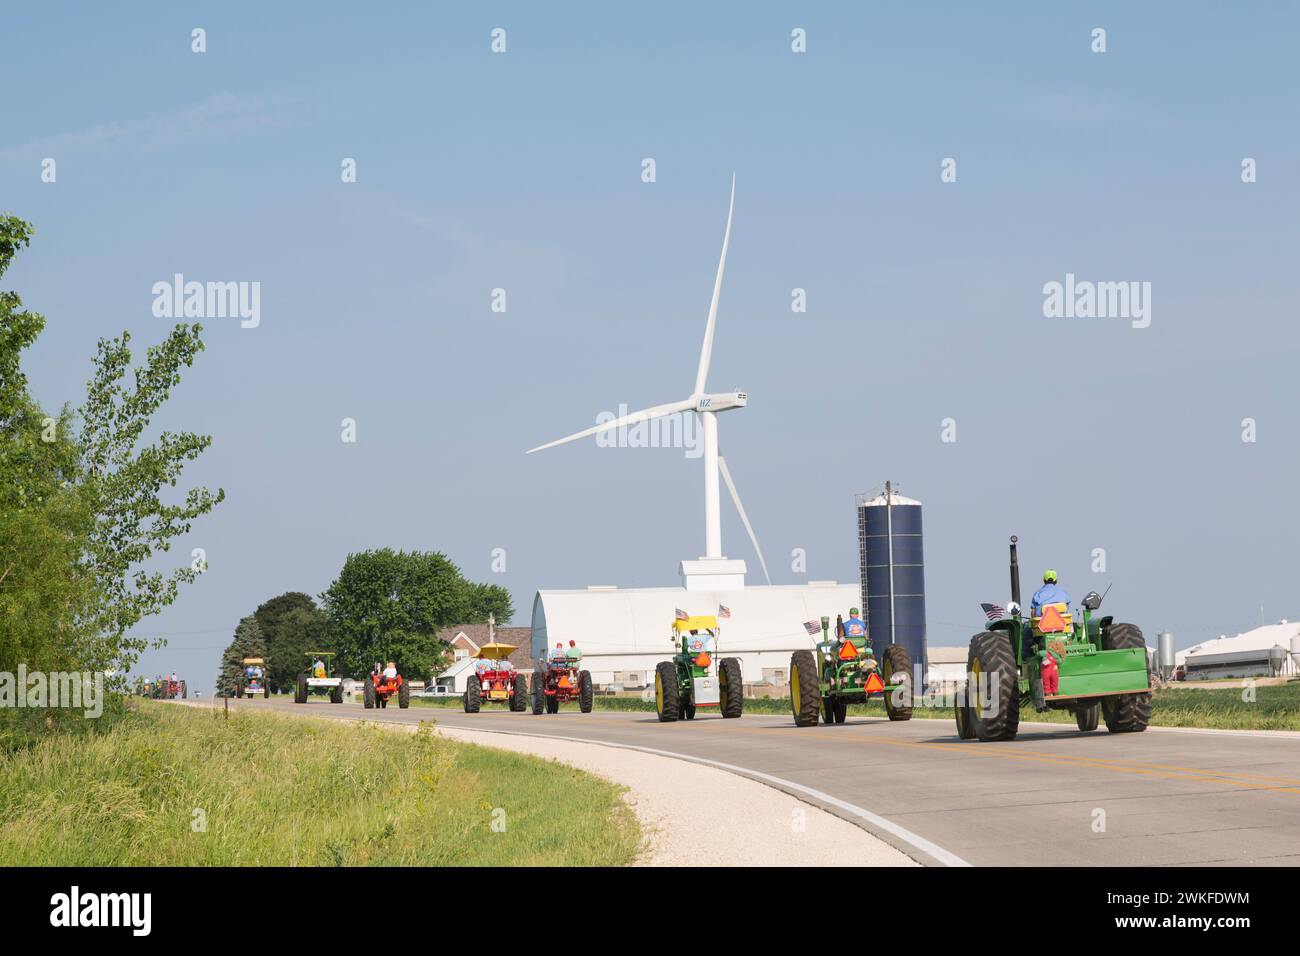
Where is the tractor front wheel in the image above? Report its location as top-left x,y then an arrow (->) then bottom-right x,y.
294,675 -> 307,704
967,630 -> 1019,741
364,679 -> 376,709
465,675 -> 481,714
531,667 -> 546,715
398,680 -> 410,709
881,644 -> 914,721
655,661 -> 680,722
718,657 -> 743,718
578,671 -> 594,713
546,694 -> 559,714
833,698 -> 848,724
1101,623 -> 1151,733
789,650 -> 821,728
1075,702 -> 1100,732
330,683 -> 343,704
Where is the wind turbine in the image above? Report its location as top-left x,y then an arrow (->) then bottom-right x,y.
526,176 -> 771,585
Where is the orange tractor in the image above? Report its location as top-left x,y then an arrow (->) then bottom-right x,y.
532,640 -> 594,714
364,664 -> 410,709
464,642 -> 527,713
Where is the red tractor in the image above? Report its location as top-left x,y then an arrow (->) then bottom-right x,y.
364,665 -> 410,709
464,642 -> 527,713
532,640 -> 593,714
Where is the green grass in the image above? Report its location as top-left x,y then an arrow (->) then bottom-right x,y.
0,701 -> 640,866
408,680 -> 1300,730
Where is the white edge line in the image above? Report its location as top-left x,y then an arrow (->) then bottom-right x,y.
437,723 -> 972,868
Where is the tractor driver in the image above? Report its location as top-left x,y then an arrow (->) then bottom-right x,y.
383,661 -> 397,681
1031,570 -> 1071,616
843,608 -> 867,640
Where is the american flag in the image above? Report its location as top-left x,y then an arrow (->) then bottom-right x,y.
980,602 -> 1006,621
718,604 -> 731,619
803,620 -> 822,637
675,608 -> 689,620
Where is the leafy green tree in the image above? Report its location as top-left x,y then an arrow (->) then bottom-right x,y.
217,616 -> 266,697
319,549 -> 513,680
257,595 -> 335,692
0,213 -> 223,679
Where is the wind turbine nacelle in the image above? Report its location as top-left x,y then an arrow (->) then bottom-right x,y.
695,391 -> 746,413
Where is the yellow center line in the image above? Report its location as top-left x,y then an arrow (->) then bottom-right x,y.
509,712 -> 1300,796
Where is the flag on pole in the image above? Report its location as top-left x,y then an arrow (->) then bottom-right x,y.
718,604 -> 731,619
803,620 -> 822,637
980,602 -> 1006,622
675,608 -> 689,620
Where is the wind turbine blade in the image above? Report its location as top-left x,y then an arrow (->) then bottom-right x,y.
693,174 -> 735,395
527,398 -> 695,454
718,453 -> 770,585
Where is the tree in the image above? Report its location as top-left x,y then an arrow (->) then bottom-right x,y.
217,616 -> 266,697
253,592 -> 334,692
0,213 -> 223,679
319,549 -> 514,680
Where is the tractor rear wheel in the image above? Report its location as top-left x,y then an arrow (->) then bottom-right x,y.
364,679 -> 376,709
881,644 -> 914,721
789,650 -> 821,728
1075,702 -> 1100,732
655,661 -> 680,722
510,676 -> 528,712
531,667 -> 545,715
295,675 -> 307,704
967,631 -> 1020,741
464,675 -> 481,714
718,657 -> 743,718
832,698 -> 848,724
578,671 -> 594,713
330,683 -> 343,704
398,680 -> 410,709
1100,623 -> 1152,733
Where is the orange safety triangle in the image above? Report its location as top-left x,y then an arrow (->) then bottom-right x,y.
695,651 -> 711,668
1038,604 -> 1068,633
837,641 -> 859,661
864,672 -> 885,693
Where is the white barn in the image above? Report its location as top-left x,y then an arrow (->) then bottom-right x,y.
529,577 -> 859,687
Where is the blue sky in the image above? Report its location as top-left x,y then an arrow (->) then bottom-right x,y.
3,3 -> 1298,686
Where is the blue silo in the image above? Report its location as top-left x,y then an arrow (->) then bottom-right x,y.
857,484 -> 927,685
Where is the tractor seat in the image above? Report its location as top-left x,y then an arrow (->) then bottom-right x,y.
1032,602 -> 1072,634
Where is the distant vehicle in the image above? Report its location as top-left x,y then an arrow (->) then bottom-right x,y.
416,684 -> 455,699
1173,665 -> 1186,682
295,652 -> 344,704
236,657 -> 269,699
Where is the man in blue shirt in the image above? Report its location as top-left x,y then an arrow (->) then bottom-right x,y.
843,608 -> 868,640
1031,570 -> 1070,616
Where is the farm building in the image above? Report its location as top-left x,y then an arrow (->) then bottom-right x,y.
430,623 -> 534,693
1175,620 -> 1300,681
529,576 -> 861,688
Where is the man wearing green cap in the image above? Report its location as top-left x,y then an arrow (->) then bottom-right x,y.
843,607 -> 868,640
1031,569 -> 1070,616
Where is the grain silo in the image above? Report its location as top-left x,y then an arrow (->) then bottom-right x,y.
857,483 -> 927,684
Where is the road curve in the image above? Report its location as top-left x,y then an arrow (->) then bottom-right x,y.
225,697 -> 1300,867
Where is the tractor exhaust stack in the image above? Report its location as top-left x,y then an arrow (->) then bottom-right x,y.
1009,534 -> 1021,608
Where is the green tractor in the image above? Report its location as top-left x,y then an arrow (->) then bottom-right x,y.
956,535 -> 1152,741
790,615 -> 913,726
654,615 -> 743,722
294,651 -> 345,705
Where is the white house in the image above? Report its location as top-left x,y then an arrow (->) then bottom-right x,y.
431,624 -> 534,693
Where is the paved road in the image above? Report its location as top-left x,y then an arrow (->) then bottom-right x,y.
228,697 -> 1300,867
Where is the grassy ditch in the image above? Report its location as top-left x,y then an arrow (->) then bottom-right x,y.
0,701 -> 640,866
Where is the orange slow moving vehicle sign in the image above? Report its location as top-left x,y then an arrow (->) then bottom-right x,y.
1037,604 -> 1069,633
837,640 -> 859,661
863,672 -> 885,693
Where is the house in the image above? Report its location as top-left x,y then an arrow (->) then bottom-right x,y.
431,624 -> 534,694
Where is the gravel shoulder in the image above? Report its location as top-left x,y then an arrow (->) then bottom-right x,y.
431,724 -> 919,867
